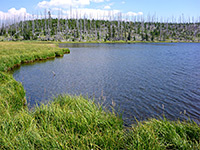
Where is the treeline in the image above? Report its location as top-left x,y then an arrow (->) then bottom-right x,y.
0,16 -> 200,42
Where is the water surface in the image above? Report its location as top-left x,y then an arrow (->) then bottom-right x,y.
13,43 -> 200,125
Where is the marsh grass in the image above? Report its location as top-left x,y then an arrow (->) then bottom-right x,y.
0,41 -> 199,149
0,41 -> 69,114
0,71 -> 26,115
0,95 -> 199,149
0,41 -> 70,72
127,118 -> 200,149
0,95 -> 124,149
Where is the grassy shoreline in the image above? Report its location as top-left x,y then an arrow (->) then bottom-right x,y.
0,41 -> 199,149
0,42 -> 70,113
0,42 -> 70,72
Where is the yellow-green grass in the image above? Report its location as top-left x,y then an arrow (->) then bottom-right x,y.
0,41 -> 199,149
0,41 -> 70,72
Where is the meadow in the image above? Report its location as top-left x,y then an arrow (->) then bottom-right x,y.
0,41 -> 199,149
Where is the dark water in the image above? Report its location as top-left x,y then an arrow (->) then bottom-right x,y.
13,43 -> 200,125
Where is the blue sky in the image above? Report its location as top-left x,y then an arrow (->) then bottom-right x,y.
0,0 -> 199,21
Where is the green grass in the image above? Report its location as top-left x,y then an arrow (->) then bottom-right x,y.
0,96 -> 125,149
128,118 -> 200,149
0,41 -> 70,71
0,95 -> 199,149
0,71 -> 25,115
0,41 -> 199,149
0,41 -> 69,114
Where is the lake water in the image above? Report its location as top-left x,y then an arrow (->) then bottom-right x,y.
13,43 -> 200,125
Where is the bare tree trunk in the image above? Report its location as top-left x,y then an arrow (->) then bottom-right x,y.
159,24 -> 162,41
32,14 -> 35,38
44,9 -> 47,36
48,11 -> 52,38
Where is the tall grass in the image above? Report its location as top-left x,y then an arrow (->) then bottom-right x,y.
0,96 -> 125,149
0,95 -> 199,149
127,118 -> 200,149
0,41 -> 199,149
0,71 -> 25,115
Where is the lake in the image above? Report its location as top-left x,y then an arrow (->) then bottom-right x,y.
13,43 -> 200,125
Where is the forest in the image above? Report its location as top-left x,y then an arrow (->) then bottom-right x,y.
0,11 -> 200,42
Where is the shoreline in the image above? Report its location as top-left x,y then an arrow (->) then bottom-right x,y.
0,42 -> 70,112
0,41 -> 199,149
2,40 -> 200,45
58,40 -> 200,44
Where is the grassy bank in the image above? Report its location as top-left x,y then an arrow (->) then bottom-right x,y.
0,95 -> 199,149
0,42 -> 70,72
0,41 -> 70,114
0,41 -> 199,149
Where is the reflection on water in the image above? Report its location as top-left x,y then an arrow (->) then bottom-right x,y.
13,43 -> 200,125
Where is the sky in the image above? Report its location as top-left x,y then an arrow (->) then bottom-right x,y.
0,0 -> 200,22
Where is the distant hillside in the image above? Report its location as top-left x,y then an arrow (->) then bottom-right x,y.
0,18 -> 200,42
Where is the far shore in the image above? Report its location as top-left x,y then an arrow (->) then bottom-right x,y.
1,40 -> 199,44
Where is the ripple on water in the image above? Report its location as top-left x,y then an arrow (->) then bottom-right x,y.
13,43 -> 200,125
